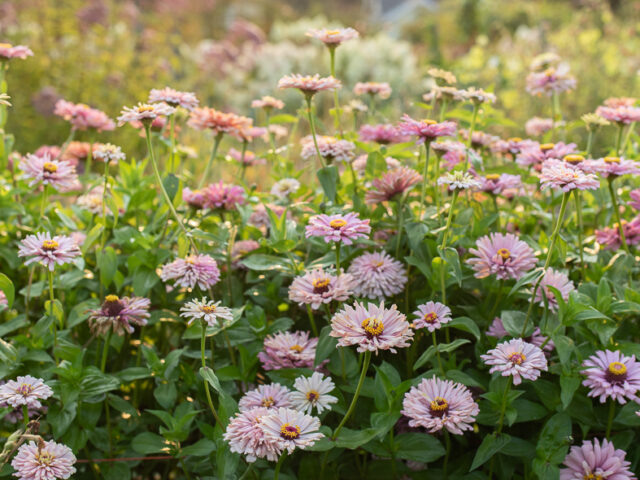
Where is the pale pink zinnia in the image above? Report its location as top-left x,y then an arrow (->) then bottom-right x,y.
227,148 -> 265,167
202,181 -> 246,210
347,251 -> 407,299
18,233 -> 81,272
148,87 -> 199,110
260,407 -> 324,454
93,143 -> 126,164
526,64 -> 576,97
288,268 -> 354,310
596,218 -> 640,251
53,100 -> 115,132
278,74 -> 341,97
534,268 -> 574,311
596,104 -> 640,125
560,438 -> 635,480
437,171 -> 481,190
525,117 -> 554,137
412,301 -> 451,332
358,124 -> 408,144
581,350 -> 640,404
0,43 -> 33,60
353,82 -> 392,99
182,187 -> 208,209
539,160 -> 600,191
629,189 -> 640,211
516,142 -> 578,170
224,407 -> 282,462
467,233 -> 537,280
584,156 -> 640,178
306,27 -> 359,45
305,212 -> 371,245
475,173 -> 523,197
365,167 -> 423,203
188,107 -> 252,136
251,96 -> 285,111
398,115 -> 457,143
330,301 -> 413,354
160,254 -> 221,290
258,331 -> 318,371
88,294 -> 150,335
481,338 -> 548,385
117,102 -> 175,126
238,383 -> 293,411
18,153 -> 78,192
401,377 -> 479,435
11,440 -> 76,480
301,135 -> 355,163
0,375 -> 53,409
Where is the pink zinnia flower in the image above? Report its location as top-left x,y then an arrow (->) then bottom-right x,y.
53,100 -> 115,132
535,268 -> 574,311
202,181 -> 246,210
18,233 -> 81,272
148,87 -> 199,110
526,64 -> 576,97
561,438 -> 635,480
118,102 -> 175,126
628,189 -> 640,211
305,212 -> 371,245
525,117 -> 554,137
251,96 -> 285,111
0,375 -> 53,409
306,27 -> 359,45
481,338 -> 548,385
11,440 -> 76,480
188,107 -> 252,136
412,302 -> 451,332
347,251 -> 407,299
584,156 -> 640,178
89,294 -> 150,335
401,377 -> 479,435
516,142 -> 578,170
358,124 -> 408,144
398,115 -> 457,143
278,74 -> 341,97
288,268 -> 354,310
227,148 -> 265,167
596,218 -> 640,251
258,331 -> 318,371
18,153 -> 78,192
365,167 -> 422,203
0,43 -> 33,60
232,240 -> 260,264
239,384 -> 293,411
485,318 -> 554,354
581,350 -> 640,404
260,407 -> 323,454
182,188 -> 207,209
93,143 -> 125,165
460,129 -> 499,149
467,233 -> 537,280
539,160 -> 600,191
476,173 -> 523,197
224,407 -> 282,462
353,82 -> 392,99
301,135 -> 355,163
330,301 -> 413,354
596,104 -> 640,125
432,140 -> 468,170
160,254 -> 221,290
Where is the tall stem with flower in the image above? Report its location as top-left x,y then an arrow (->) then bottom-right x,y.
199,132 -> 223,189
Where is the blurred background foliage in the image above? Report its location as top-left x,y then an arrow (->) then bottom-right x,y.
2,0 -> 640,155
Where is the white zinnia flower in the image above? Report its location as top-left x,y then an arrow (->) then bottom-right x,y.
290,372 -> 338,414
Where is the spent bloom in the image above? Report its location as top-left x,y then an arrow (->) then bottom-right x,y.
305,212 -> 371,245
481,338 -> 548,385
0,376 -> 53,408
468,233 -> 537,280
365,167 -> 423,203
347,251 -> 408,299
160,254 -> 221,290
0,42 -> 33,60
89,294 -> 150,336
11,440 -> 76,480
353,82 -> 392,99
288,268 -> 354,310
437,171 -> 481,190
18,233 -> 81,272
402,377 -> 479,435
271,178 -> 301,200
148,87 -> 199,110
534,268 -> 574,311
560,438 -> 635,480
259,407 -> 324,454
398,115 -> 457,143
539,160 -> 600,192
584,156 -> 640,178
117,102 -> 175,126
258,331 -> 318,371
581,350 -> 640,404
306,27 -> 359,46
301,135 -> 355,163
239,384 -> 293,411
290,372 -> 338,414
330,301 -> 413,354
19,153 -> 78,192
93,143 -> 126,165
427,67 -> 457,85
359,124 -> 408,144
412,302 -> 452,332
224,407 -> 282,462
180,298 -> 233,327
582,112 -> 611,130
278,74 -> 341,97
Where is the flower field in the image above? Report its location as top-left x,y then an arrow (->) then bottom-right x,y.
1,1 -> 640,479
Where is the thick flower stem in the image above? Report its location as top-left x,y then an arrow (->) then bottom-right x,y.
22,405 -> 28,429
274,450 -> 288,480
40,185 -> 49,220
329,47 -> 342,137
199,132 -> 223,189
332,350 -> 371,440
305,96 -> 325,169
607,178 -> 630,254
335,241 -> 341,273
395,198 -> 405,259
306,304 -> 318,337
439,190 -> 459,305
100,327 -> 112,373
432,331 -> 444,375
496,377 -> 512,434
200,320 -> 222,426
418,141 -> 432,219
606,400 -> 615,438
48,269 -> 58,365
585,130 -> 594,157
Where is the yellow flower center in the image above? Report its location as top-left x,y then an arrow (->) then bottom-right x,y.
608,361 -> 627,376
540,143 -> 555,151
329,219 -> 347,229
42,162 -> 58,173
361,317 -> 384,337
509,352 -> 526,365
564,154 -> 585,164
604,156 -> 621,164
306,390 -> 320,403
41,240 -> 59,251
16,383 -> 34,395
105,294 -> 120,303
280,423 -> 301,439
544,67 -> 556,76
261,396 -> 275,408
583,474 -> 603,480
36,450 -> 54,466
497,248 -> 511,260
312,277 -> 331,294
429,397 -> 449,412
202,305 -> 217,314
374,261 -> 384,268
424,312 -> 438,324
485,174 -> 500,181
0,43 -> 13,49
290,345 -> 304,353
137,105 -> 155,113
421,119 -> 437,125
508,137 -> 522,142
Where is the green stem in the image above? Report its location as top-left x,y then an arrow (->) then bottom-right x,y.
432,331 -> 444,375
440,190 -> 459,306
274,450 -> 288,480
305,96 -> 325,168
443,430 -> 451,477
418,141 -> 431,219
615,124 -> 624,156
622,122 -> 636,154
99,162 -> 110,257
585,130 -> 594,157
332,350 -> 371,440
179,458 -> 192,480
199,132 -> 223,188
100,327 -> 112,373
608,178 -> 630,253
439,98 -> 448,123
40,185 -> 49,220
574,190 -> 585,280
169,114 -> 176,173
306,304 -> 318,337
55,128 -> 76,161
395,199 -> 405,259
200,320 -> 222,425
48,270 -> 57,365
22,405 -> 29,429
348,160 -> 360,198
464,104 -> 479,170
335,241 -> 341,273
265,111 -> 276,153
606,400 -> 615,438
85,141 -> 94,178
496,377 -> 512,434
329,47 -> 342,137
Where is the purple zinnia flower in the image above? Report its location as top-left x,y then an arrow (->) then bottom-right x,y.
581,350 -> 640,404
347,251 -> 407,299
259,407 -> 324,453
11,440 -> 76,480
596,218 -> 640,251
18,233 -> 81,272
596,104 -> 640,125
224,407 -> 282,462
202,181 -> 246,210
539,160 -> 600,192
301,135 -> 355,163
288,268 -> 354,310
148,87 -> 199,111
239,383 -> 293,411
0,375 -> 53,409
584,156 -> 640,178
412,302 -> 451,332
398,115 -> 457,144
358,124 -> 408,144
258,331 -> 318,371
365,167 -> 423,203
305,213 -> 371,245
401,377 -> 479,435
526,64 -> 576,97
560,438 -> 635,480
516,142 -> 578,170
18,153 -> 78,192
628,189 -> 640,211
481,338 -> 548,385
89,294 -> 150,335
475,173 -> 522,197
525,117 -> 554,137
534,268 -> 574,311
160,254 -> 221,290
467,233 -> 537,280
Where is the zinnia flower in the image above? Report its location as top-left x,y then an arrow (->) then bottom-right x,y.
117,102 -> 175,126
596,105 -> 640,125
401,377 -> 479,435
358,124 -> 408,144
202,181 -> 246,210
526,64 -> 576,97
148,87 -> 199,110
224,407 -> 282,462
88,294 -> 150,335
288,268 -> 354,310
481,338 -> 548,385
427,67 -> 457,85
271,178 -> 301,199
467,233 -> 537,280
525,117 -> 554,137
160,255 -> 221,290
475,173 -> 522,197
353,82 -> 392,99
301,135 -> 355,163
330,301 -> 413,354
227,148 -> 265,167
306,27 -> 359,45
53,100 -> 115,132
239,384 -> 293,411
290,372 -> 338,414
596,218 -> 640,251
93,143 -> 125,165
305,213 -> 371,245
180,298 -> 233,327
516,142 -> 578,170
398,115 -> 457,143
464,87 -> 497,104
365,167 -> 423,203
437,171 -> 481,190
534,268 -> 574,311
581,350 -> 640,404
412,301 -> 451,332
188,107 -> 252,136
11,440 -> 76,480
278,74 -> 341,97
0,376 -> 53,408
259,407 -> 324,453
539,160 -> 600,192
18,153 -> 78,192
560,438 -> 635,480
347,251 -> 408,299
584,156 -> 640,178
486,318 -> 554,354
18,233 -> 81,272
258,331 -> 318,371
0,43 -> 33,60
251,96 -> 285,111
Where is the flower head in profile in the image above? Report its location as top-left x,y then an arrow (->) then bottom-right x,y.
188,107 -> 252,136
412,302 -> 452,332
93,143 -> 125,165
330,301 -> 413,354
53,100 -> 115,131
180,298 -> 233,327
224,407 -> 282,462
581,350 -> 640,404
353,82 -> 392,99
11,440 -> 76,480
358,124 -> 408,144
0,376 -> 53,408
202,181 -> 246,210
305,212 -> 371,245
423,86 -> 468,103
291,372 -> 338,414
306,27 -> 359,46
227,148 -> 265,167
148,87 -> 199,110
596,218 -> 640,251
476,173 -> 522,197
582,112 -> 611,131
516,141 -> 578,170
160,254 -> 221,290
584,156 -> 640,178
258,331 -> 318,371
535,268 -> 574,311
19,153 -> 78,192
432,140 -> 468,170
289,268 -> 354,310
301,135 -> 355,163
596,104 -> 640,125
398,115 -> 457,143
464,87 -> 497,104
481,338 -> 548,385
437,171 -> 481,190
278,74 -> 341,97
526,64 -> 576,97
251,96 -> 285,111
365,167 -> 423,203
402,377 -> 479,435
260,407 -> 324,453
427,67 -> 457,85
182,188 -> 207,210
118,102 -> 175,126
467,233 -> 537,281
0,43 -> 33,60
539,160 -> 600,191
239,384 -> 293,411
560,438 -> 635,480
525,117 -> 554,137
347,251 -> 408,299
18,233 -> 81,272
89,295 -> 150,336
271,178 -> 301,200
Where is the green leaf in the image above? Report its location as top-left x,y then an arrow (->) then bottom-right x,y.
82,224 -> 104,254
0,273 -> 15,309
315,326 -> 338,366
447,317 -> 481,341
163,173 -> 180,202
501,310 -> 532,337
536,413 -> 572,465
241,254 -> 288,272
559,374 -> 581,410
470,433 -> 511,470
334,427 -> 380,449
317,165 -> 339,203
394,433 -> 445,463
97,246 -> 117,288
182,438 -> 216,456
131,432 -> 169,454
154,382 -> 177,410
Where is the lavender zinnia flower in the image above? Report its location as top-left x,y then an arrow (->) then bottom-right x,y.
148,87 -> 199,110
525,117 -> 554,137
398,115 -> 457,144
581,350 -> 640,404
305,213 -> 371,245
161,255 -> 221,290
467,233 -> 537,280
239,383 -> 293,411
18,153 -> 78,192
0,376 -> 53,409
481,338 -> 548,385
365,167 -> 423,203
534,268 -> 574,311
596,104 -> 640,125
278,74 -> 341,97
224,407 -> 282,462
11,440 -> 76,480
347,251 -> 408,299
475,173 -> 522,197
180,298 -> 233,327
259,407 -> 324,453
539,160 -> 600,191
301,135 -> 355,163
358,124 -> 407,144
18,233 -> 81,272
258,331 -> 318,371
288,268 -> 354,310
412,302 -> 452,332
560,438 -> 635,480
89,294 -> 150,335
